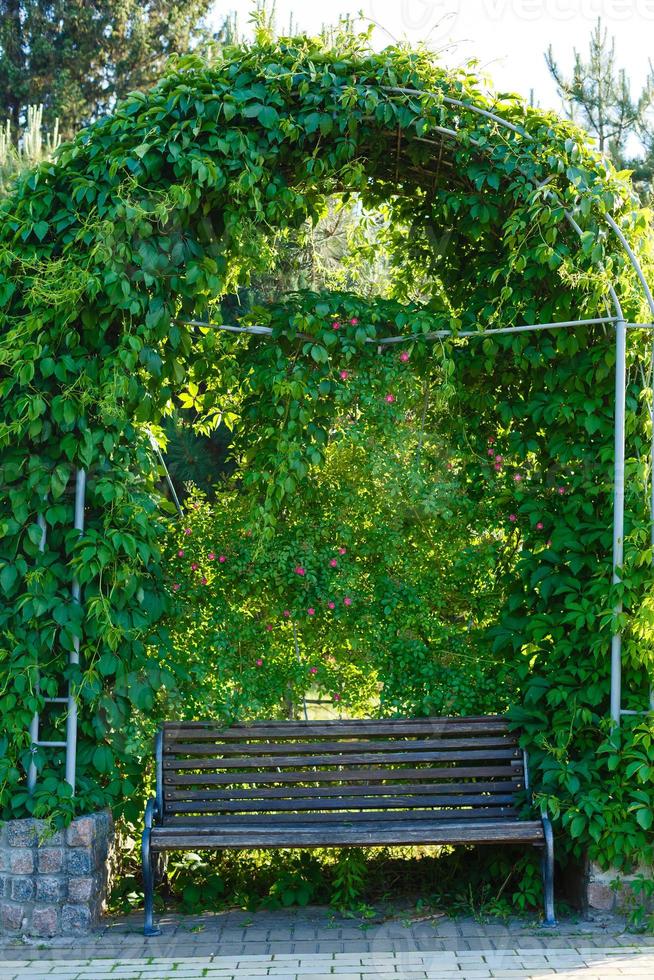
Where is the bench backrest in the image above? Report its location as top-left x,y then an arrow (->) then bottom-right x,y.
157,716 -> 527,824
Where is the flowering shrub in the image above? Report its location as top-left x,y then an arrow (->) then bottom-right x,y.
161,409 -> 510,721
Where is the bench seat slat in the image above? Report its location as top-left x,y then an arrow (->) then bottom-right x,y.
165,779 -> 522,802
164,748 -> 519,771
163,736 -> 515,757
162,807 -> 519,825
150,819 -> 544,850
165,763 -> 523,786
165,793 -> 519,815
163,718 -> 509,740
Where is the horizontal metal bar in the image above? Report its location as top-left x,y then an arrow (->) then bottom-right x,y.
619,709 -> 653,715
373,317 -> 617,345
34,740 -> 67,747
182,316 -> 618,347
42,697 -> 68,704
626,323 -> 654,329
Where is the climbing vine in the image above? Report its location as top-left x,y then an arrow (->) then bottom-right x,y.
0,24 -> 652,880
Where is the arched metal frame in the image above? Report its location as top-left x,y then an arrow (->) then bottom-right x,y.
27,86 -> 654,797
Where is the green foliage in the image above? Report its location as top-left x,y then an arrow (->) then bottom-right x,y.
0,1 -> 215,138
263,853 -> 323,909
109,833 -> 545,920
330,849 -> 368,911
0,26 -> 652,893
159,320 -> 512,721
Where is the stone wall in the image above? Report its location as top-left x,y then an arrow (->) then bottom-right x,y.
587,861 -> 654,915
0,809 -> 114,936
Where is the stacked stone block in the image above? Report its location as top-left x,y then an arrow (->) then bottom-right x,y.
587,860 -> 654,913
0,809 -> 113,936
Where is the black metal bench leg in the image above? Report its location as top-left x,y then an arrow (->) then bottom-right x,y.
142,828 -> 162,937
541,817 -> 557,927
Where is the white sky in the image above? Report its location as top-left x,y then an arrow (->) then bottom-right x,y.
207,0 -> 654,117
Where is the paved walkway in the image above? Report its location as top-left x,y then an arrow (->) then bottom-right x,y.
1,909 -> 652,978
0,948 -> 653,979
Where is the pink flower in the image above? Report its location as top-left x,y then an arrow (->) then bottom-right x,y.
399,351 -> 410,363
385,393 -> 395,404
446,463 -> 453,470
283,609 -> 291,618
338,547 -> 346,555
513,473 -> 522,483
173,583 -> 180,591
487,449 -> 494,457
350,317 -> 358,325
333,693 -> 341,702
509,514 -> 517,523
208,552 -> 215,560
219,555 -> 226,563
307,607 -> 315,616
201,576 -> 208,585
557,486 -> 566,495
310,666 -> 318,674
339,370 -> 349,380
344,596 -> 352,606
495,455 -> 503,463
332,320 -> 341,330
256,658 -> 263,667
294,566 -> 306,576
184,528 -> 192,535
329,558 -> 338,567
327,600 -> 335,609
488,437 -> 495,445
494,462 -> 502,472
265,623 -> 273,631
177,549 -> 184,557
536,522 -> 544,530
191,562 -> 198,571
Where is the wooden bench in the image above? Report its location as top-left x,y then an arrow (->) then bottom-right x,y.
141,715 -> 556,935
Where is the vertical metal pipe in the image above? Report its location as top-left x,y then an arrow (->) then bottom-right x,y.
610,319 -> 627,726
66,469 -> 86,792
649,343 -> 654,713
148,430 -> 183,518
27,512 -> 48,792
155,445 -> 183,518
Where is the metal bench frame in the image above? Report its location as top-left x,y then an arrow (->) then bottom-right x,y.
142,716 -> 556,935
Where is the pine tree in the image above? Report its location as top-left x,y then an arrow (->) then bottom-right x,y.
0,1 -> 214,139
545,18 -> 654,195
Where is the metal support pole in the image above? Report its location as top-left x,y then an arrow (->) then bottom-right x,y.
650,374 -> 654,713
148,431 -> 183,518
610,319 -> 627,726
27,512 -> 48,792
66,469 -> 86,792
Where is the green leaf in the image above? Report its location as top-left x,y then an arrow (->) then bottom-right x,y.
0,564 -> 17,593
258,106 -> 279,128
33,221 -> 49,242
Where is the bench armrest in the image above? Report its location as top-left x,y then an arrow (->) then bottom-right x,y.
144,797 -> 160,829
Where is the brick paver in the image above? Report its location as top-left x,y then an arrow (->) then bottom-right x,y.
0,948 -> 653,979
1,908 -> 652,978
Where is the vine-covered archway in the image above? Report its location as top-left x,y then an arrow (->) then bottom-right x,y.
0,29 -> 652,873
